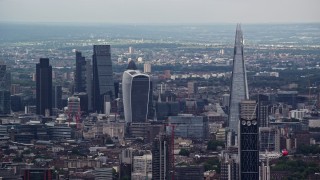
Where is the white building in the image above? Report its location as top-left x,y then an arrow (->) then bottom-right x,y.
132,154 -> 152,180
144,63 -> 151,73
290,109 -> 306,120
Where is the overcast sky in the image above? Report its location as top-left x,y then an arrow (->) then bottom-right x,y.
0,0 -> 319,24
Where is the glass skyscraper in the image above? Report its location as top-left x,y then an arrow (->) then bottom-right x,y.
228,24 -> 249,146
0,62 -> 11,115
36,58 -> 52,116
75,51 -> 86,93
92,45 -> 115,113
122,69 -> 150,123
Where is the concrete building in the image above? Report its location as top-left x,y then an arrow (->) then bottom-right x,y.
132,154 -> 152,179
144,62 -> 152,73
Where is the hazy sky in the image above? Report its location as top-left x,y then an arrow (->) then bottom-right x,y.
0,0 -> 319,24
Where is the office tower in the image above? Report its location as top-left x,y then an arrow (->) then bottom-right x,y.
85,59 -> 93,111
222,94 -> 230,107
52,85 -> 62,109
228,24 -> 249,146
0,90 -> 10,114
122,67 -> 150,123
144,62 -> 152,73
75,51 -> 86,93
259,127 -> 280,152
0,62 -> 11,90
258,94 -> 270,127
167,115 -> 208,140
67,96 -> 80,118
92,45 -> 115,113
0,62 -> 11,115
74,92 -> 88,113
175,165 -> 204,180
276,90 -> 298,109
132,154 -> 152,179
152,134 -> 173,180
187,81 -> 198,97
127,60 -> 137,70
129,46 -> 134,54
10,84 -> 20,95
239,100 -> 259,180
36,58 -> 52,116
11,95 -> 22,112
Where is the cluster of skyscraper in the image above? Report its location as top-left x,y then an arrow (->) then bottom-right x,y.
11,24 -> 260,179
223,24 -> 259,180
35,45 -> 152,125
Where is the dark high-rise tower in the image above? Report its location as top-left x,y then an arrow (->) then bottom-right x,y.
36,58 -> 52,116
92,45 -> 114,113
239,100 -> 259,180
52,85 -> 62,109
0,62 -> 11,115
227,24 -> 249,146
75,51 -> 86,93
257,94 -> 270,127
152,134 -> 173,180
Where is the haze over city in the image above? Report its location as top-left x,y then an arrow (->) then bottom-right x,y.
0,0 -> 319,180
0,0 -> 319,24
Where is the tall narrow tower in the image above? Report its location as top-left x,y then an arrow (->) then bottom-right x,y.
75,51 -> 86,93
0,62 -> 11,115
227,24 -> 249,146
36,58 -> 52,116
239,100 -> 259,180
92,45 -> 115,113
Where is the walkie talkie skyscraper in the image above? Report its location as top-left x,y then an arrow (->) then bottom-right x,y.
227,24 -> 249,146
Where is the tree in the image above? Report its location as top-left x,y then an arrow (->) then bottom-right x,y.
179,148 -> 190,157
207,140 -> 224,151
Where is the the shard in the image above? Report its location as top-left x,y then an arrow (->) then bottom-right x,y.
228,24 -> 249,145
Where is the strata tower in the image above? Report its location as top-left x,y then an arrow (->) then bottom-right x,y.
227,24 -> 249,146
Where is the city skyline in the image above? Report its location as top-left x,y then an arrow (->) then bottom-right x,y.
0,0 -> 319,24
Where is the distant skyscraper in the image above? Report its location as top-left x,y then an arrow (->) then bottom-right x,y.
36,58 -> 52,116
187,81 -> 198,97
239,100 -> 259,180
152,134 -> 173,180
258,94 -> 270,127
52,85 -> 62,109
85,59 -> 93,111
144,63 -> 151,73
122,62 -> 150,123
228,24 -> 249,146
11,84 -> 20,95
0,62 -> 11,115
75,51 -> 86,93
92,45 -> 115,113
